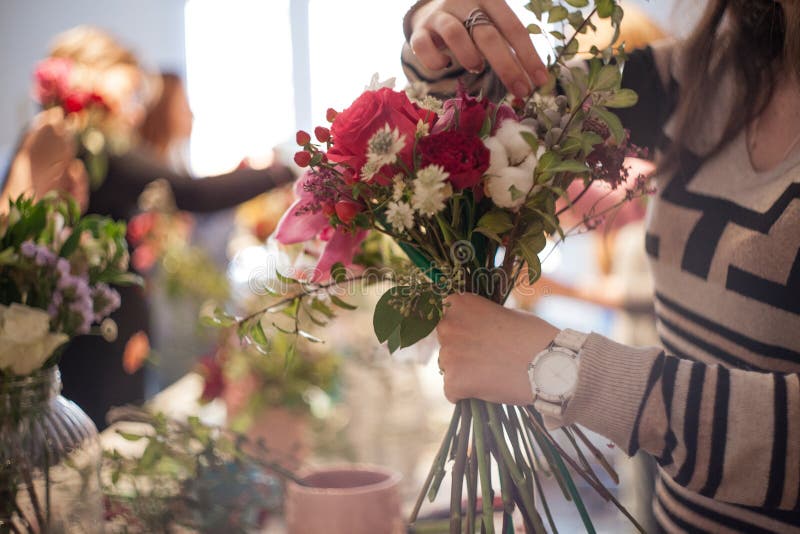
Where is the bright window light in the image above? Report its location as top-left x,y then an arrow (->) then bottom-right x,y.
184,0 -> 294,176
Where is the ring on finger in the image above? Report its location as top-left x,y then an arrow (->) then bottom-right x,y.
463,8 -> 494,40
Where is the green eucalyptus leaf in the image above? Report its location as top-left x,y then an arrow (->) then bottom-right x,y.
373,288 -> 404,343
597,0 -> 614,18
564,0 -> 589,6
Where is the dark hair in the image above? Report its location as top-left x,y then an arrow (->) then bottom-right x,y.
666,0 -> 798,166
138,73 -> 184,157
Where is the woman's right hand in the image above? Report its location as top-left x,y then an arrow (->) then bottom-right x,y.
407,0 -> 549,98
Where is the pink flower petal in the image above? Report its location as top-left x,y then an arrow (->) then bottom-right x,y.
312,229 -> 367,282
274,200 -> 329,244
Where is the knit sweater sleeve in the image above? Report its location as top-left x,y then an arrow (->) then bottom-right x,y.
564,333 -> 800,510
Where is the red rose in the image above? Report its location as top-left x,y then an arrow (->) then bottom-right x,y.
418,131 -> 490,190
32,57 -> 72,107
328,87 -> 436,181
63,91 -> 88,114
434,90 -> 517,136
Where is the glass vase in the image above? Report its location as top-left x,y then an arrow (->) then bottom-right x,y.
0,366 -> 104,533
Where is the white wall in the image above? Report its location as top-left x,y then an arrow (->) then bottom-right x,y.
0,0 -> 186,156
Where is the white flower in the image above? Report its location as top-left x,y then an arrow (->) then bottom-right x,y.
485,166 -> 535,210
365,73 -> 396,91
415,119 -> 431,138
392,174 -> 406,201
483,136 -> 509,177
385,201 -> 415,232
519,152 -> 539,174
0,304 -> 68,376
366,124 -> 406,171
495,121 -> 537,165
412,164 -> 451,217
360,160 -> 380,182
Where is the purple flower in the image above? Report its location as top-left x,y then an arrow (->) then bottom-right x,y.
91,283 -> 121,321
34,247 -> 56,266
21,240 -> 37,258
69,296 -> 94,335
48,290 -> 64,319
55,258 -> 71,276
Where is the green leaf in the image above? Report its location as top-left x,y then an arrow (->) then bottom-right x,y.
527,23 -> 542,34
477,209 -> 514,235
311,298 -> 335,319
603,88 -> 638,108
250,320 -> 269,347
561,39 -> 579,60
373,288 -> 404,344
275,270 -> 299,286
593,64 -> 621,91
592,107 -> 625,144
564,0 -> 588,6
330,295 -> 358,310
116,431 -> 144,441
330,262 -> 347,283
298,330 -> 324,343
549,30 -> 566,40
596,0 -> 614,18
549,160 -> 590,174
519,131 -> 540,154
548,6 -> 568,23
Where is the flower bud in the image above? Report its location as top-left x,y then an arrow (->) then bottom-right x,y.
293,150 -> 312,167
314,126 -> 331,143
296,130 -> 311,146
326,108 -> 338,122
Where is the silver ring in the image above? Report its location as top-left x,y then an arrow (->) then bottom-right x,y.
464,8 -> 493,39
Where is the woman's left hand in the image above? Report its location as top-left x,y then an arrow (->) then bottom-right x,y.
436,293 -> 559,405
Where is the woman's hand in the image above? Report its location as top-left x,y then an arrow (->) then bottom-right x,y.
408,0 -> 549,98
436,293 -> 559,405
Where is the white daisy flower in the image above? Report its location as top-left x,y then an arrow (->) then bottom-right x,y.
485,166 -> 534,210
385,201 -> 415,232
412,164 -> 451,217
366,124 -> 406,170
360,160 -> 380,182
415,119 -> 431,138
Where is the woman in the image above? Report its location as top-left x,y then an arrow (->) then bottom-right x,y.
404,0 -> 800,532
44,26 -> 294,429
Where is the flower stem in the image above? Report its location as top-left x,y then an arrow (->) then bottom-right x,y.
449,401 -> 472,534
470,400 -> 495,534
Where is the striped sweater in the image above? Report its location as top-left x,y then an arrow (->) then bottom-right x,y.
401,39 -> 800,533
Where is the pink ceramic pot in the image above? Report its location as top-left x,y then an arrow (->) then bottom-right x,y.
285,464 -> 403,534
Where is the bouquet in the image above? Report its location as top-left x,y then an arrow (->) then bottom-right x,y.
211,1 -> 653,531
33,57 -> 132,188
0,194 -> 140,377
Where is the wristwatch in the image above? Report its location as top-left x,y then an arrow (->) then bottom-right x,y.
527,329 -> 588,417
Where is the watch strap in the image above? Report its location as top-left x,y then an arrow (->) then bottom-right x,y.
534,398 -> 564,417
553,328 -> 588,353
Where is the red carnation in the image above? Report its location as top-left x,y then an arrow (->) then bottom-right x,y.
418,131 -> 490,190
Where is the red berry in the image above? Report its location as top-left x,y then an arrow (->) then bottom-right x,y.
296,130 -> 311,146
314,126 -> 331,143
321,202 -> 335,216
334,200 -> 362,224
293,150 -> 312,167
326,108 -> 338,122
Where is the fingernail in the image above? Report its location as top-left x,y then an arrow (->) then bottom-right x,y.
513,80 -> 532,98
534,70 -> 549,87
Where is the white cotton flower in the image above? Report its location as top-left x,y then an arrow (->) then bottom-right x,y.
485,166 -> 535,210
0,304 -> 68,376
412,164 -> 451,217
519,152 -> 539,174
385,201 -> 415,232
495,121 -> 537,165
365,73 -> 396,91
483,136 -> 509,177
366,124 -> 406,171
392,174 -> 406,201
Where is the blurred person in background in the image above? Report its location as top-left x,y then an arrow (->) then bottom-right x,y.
34,26 -> 295,429
1,107 -> 89,213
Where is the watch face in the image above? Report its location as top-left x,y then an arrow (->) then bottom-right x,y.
532,348 -> 578,399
